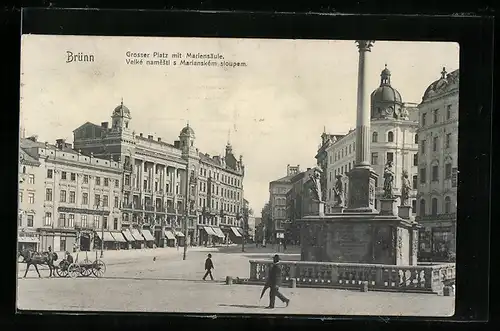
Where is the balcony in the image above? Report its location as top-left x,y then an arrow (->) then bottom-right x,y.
416,213 -> 457,222
122,202 -> 134,210
74,221 -> 96,230
145,205 -> 155,212
156,206 -> 166,213
167,208 -> 176,215
166,192 -> 174,198
155,189 -> 164,195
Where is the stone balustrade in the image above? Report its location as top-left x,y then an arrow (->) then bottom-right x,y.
249,260 -> 455,294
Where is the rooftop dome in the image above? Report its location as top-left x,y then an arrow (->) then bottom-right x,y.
112,99 -> 131,118
422,67 -> 459,102
180,123 -> 195,136
371,65 -> 403,104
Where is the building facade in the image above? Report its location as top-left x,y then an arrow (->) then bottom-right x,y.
72,101 -> 244,248
20,136 -> 123,253
268,165 -> 299,242
318,66 -> 419,213
416,68 -> 459,262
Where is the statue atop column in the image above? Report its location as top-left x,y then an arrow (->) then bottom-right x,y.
333,174 -> 345,207
308,167 -> 323,202
383,160 -> 395,199
400,170 -> 411,206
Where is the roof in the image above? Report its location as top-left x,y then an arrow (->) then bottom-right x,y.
113,102 -> 131,118
422,68 -> 459,102
180,125 -> 195,136
19,148 -> 40,165
270,173 -> 296,184
72,121 -> 103,133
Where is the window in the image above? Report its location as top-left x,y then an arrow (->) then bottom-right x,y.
387,152 -> 394,163
104,178 -> 109,187
432,165 -> 439,181
433,109 -> 439,123
60,190 -> 67,202
27,215 -> 34,227
420,168 -> 427,184
412,200 -> 417,214
96,177 -> 101,185
82,193 -> 88,205
22,166 -> 26,174
58,213 -> 66,227
446,105 -> 452,120
47,169 -> 53,178
95,194 -> 101,207
115,179 -> 120,188
28,174 -> 35,184
61,171 -> 67,180
114,196 -> 119,208
81,215 -> 88,228
422,113 -> 427,126
387,131 -> 394,142
445,133 -> 451,148
19,191 -> 22,203
371,152 -> 378,165
349,145 -> 352,154
372,132 -> 378,142
419,199 -> 426,216
143,180 -> 147,190
43,188 -> 51,200
114,218 -> 118,230
445,163 -> 452,179
44,212 -> 52,226
83,175 -> 89,184
431,198 -> 438,216
433,137 -> 438,152
421,140 -> 426,154
413,153 -> 418,166
94,215 -> 100,228
414,134 -> 418,144
71,173 -> 76,181
444,196 -> 451,214
69,191 -> 76,203
68,214 -> 75,227
103,195 -> 109,207
103,217 -> 108,229
125,175 -> 130,186
28,192 -> 35,204
412,175 -> 418,189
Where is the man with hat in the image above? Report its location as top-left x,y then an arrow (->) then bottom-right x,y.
264,254 -> 290,309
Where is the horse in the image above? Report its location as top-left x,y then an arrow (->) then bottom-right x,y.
18,249 -> 58,278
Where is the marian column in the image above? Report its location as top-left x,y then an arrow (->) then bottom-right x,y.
346,40 -> 379,212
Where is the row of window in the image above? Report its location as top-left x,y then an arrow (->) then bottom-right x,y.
198,215 -> 239,226
332,142 -> 356,163
199,197 -> 241,214
44,188 -> 120,208
420,134 -> 453,154
18,214 -> 34,227
198,181 -> 241,201
419,196 -> 453,216
43,212 -> 120,230
419,163 -> 454,183
274,208 -> 287,218
199,167 -> 241,187
46,169 -> 120,188
421,104 -> 453,127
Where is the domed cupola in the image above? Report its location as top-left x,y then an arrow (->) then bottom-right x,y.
421,67 -> 459,102
179,122 -> 195,150
111,98 -> 132,132
370,64 -> 404,120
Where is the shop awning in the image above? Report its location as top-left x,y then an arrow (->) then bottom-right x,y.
164,230 -> 176,240
203,226 -> 217,236
211,227 -> 225,238
111,232 -> 127,243
231,227 -> 242,237
130,229 -> 145,241
141,229 -> 155,241
122,229 -> 135,242
18,236 -> 39,243
96,231 -> 116,242
175,231 -> 185,237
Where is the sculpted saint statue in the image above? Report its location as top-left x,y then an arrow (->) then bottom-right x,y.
400,170 -> 411,206
383,161 -> 395,199
333,174 -> 344,207
309,167 -> 323,202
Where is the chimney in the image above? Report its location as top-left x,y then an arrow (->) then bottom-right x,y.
174,140 -> 180,148
56,139 -> 65,150
139,133 -> 143,137
101,122 -> 109,129
148,135 -> 153,140
157,137 -> 162,142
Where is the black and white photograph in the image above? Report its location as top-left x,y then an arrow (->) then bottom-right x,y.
17,33 -> 459,316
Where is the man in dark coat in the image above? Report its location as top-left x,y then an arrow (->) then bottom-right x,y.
266,254 -> 290,309
202,253 -> 214,280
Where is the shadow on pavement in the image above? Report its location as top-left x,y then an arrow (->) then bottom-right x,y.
218,304 -> 266,309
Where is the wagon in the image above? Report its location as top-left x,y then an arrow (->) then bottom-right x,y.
55,251 -> 106,278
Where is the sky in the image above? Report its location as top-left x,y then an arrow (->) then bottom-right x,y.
20,35 -> 459,217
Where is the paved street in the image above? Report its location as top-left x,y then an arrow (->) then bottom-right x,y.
17,247 -> 454,316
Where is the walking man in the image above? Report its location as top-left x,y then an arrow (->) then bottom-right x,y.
202,253 -> 214,280
266,254 -> 290,309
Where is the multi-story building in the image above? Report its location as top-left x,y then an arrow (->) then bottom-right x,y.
20,136 -> 123,253
416,67 -> 459,262
72,101 -> 244,247
286,167 -> 316,245
18,139 -> 44,252
269,165 -> 300,242
318,66 -> 419,213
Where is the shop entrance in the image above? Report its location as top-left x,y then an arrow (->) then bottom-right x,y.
80,233 -> 91,251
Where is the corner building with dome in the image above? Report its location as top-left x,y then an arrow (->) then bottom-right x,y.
317,65 -> 419,214
72,101 -> 245,249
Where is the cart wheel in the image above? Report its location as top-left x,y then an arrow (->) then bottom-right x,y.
56,261 -> 68,278
80,265 -> 92,277
68,263 -> 80,278
92,260 -> 106,278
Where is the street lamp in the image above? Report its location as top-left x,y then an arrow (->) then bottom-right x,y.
183,162 -> 197,260
96,200 -> 104,259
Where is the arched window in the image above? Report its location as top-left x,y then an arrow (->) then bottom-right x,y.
444,196 -> 451,214
372,132 -> 378,142
414,134 -> 418,144
431,198 -> 438,216
419,199 -> 426,216
388,131 -> 394,142
22,166 -> 26,174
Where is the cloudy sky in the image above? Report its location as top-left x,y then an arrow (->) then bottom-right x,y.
20,35 -> 459,216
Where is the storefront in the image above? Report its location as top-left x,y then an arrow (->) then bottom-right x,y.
18,230 -> 39,252
78,230 -> 94,251
200,226 -> 217,246
95,231 -> 118,251
121,228 -> 135,249
418,225 -> 455,262
140,228 -> 156,248
111,231 -> 127,249
130,228 -> 145,249
164,229 -> 176,247
39,228 -> 77,253
229,226 -> 243,244
175,230 -> 185,247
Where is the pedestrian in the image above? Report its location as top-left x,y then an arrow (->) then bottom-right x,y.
265,254 -> 290,309
202,253 -> 214,280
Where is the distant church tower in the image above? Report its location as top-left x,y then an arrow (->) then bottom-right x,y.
111,99 -> 132,132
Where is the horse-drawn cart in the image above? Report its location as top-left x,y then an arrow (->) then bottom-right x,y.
55,251 -> 106,278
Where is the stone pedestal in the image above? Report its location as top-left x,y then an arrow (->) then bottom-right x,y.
345,167 -> 378,212
330,206 -> 344,214
307,200 -> 325,217
379,198 -> 397,216
398,205 -> 412,220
